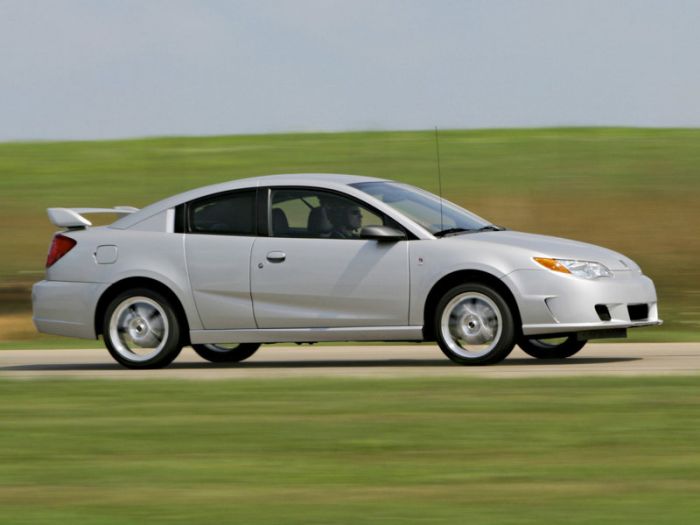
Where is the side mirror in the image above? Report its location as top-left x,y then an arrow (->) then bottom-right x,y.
360,225 -> 407,242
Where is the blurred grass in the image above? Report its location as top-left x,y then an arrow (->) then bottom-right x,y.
0,376 -> 699,524
1,128 -> 699,344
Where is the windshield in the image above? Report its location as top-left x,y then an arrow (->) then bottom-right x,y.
351,181 -> 495,236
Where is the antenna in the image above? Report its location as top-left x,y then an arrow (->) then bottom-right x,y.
434,126 -> 444,231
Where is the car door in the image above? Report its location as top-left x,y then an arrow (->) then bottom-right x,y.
250,187 -> 410,328
184,188 -> 258,330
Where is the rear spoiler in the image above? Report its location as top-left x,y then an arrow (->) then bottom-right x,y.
47,206 -> 139,229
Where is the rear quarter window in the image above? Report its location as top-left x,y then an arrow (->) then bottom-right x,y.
187,190 -> 256,235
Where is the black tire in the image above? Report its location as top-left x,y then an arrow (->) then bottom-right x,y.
103,288 -> 183,369
434,282 -> 516,365
192,343 -> 261,363
518,335 -> 587,359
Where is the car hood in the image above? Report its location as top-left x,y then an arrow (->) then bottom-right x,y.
448,230 -> 637,271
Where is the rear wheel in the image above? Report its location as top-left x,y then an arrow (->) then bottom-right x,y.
103,288 -> 183,369
192,343 -> 260,363
434,283 -> 516,365
518,335 -> 587,359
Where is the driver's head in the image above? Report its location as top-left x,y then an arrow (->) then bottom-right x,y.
345,206 -> 361,230
327,203 -> 361,230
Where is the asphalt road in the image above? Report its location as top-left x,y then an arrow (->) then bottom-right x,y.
1,343 -> 699,379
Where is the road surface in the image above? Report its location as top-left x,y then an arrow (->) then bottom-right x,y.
1,343 -> 699,379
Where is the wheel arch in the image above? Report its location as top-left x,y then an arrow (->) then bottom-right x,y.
422,270 -> 522,341
95,277 -> 191,345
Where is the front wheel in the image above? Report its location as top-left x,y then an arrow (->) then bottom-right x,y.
103,288 -> 183,369
434,283 -> 516,365
192,343 -> 260,363
518,335 -> 587,359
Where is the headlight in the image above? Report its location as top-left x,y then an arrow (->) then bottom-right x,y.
534,257 -> 612,279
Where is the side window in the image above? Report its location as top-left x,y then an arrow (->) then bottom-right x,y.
269,188 -> 392,239
188,190 -> 256,235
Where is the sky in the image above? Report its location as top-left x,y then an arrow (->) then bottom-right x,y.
1,0 -> 699,141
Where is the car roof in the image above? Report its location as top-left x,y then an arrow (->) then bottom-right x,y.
111,173 -> 388,230
249,173 -> 385,185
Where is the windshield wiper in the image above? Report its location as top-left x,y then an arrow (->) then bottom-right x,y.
434,225 -> 505,237
475,225 -> 505,232
433,227 -> 472,238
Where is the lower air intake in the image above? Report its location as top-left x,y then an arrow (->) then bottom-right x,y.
627,304 -> 649,321
595,304 -> 611,321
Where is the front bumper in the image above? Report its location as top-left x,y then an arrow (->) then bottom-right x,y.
32,280 -> 104,339
502,269 -> 662,337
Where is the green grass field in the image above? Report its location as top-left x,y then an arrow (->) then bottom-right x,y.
2,127 -> 699,345
1,376 -> 699,524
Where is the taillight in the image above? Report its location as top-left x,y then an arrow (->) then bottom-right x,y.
46,234 -> 77,268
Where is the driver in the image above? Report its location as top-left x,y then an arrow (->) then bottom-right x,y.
327,203 -> 362,238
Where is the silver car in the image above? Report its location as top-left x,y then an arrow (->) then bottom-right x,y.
33,174 -> 661,368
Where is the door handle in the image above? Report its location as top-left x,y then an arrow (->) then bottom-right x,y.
266,251 -> 286,263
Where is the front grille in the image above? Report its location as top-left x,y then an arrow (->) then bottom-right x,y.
628,304 -> 649,321
595,304 -> 611,321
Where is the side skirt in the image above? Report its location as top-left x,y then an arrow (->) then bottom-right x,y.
190,326 -> 424,344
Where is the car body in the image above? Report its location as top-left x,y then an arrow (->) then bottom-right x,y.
33,173 -> 661,368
